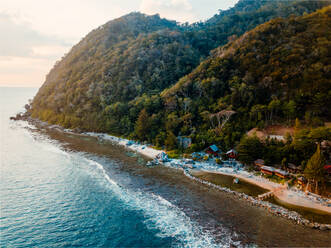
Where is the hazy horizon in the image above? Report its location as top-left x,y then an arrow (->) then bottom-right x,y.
0,0 -> 238,88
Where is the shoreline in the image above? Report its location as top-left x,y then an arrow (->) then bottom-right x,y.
83,132 -> 164,160
199,170 -> 331,215
13,115 -> 331,230
200,169 -> 331,214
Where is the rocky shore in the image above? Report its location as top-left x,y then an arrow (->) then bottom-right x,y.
10,112 -> 331,231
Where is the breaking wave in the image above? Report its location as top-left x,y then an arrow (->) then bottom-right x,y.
86,158 -> 237,247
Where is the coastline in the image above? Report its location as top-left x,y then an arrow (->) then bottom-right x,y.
14,115 -> 331,230
83,132 -> 164,160
199,170 -> 331,215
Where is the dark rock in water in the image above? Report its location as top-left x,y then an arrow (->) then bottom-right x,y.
10,111 -> 31,121
24,104 -> 31,110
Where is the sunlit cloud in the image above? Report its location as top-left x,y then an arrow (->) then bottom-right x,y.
0,56 -> 54,87
0,0 -> 239,87
139,0 -> 196,23
0,12 -> 70,58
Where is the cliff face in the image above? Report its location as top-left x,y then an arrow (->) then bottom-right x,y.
31,1 -> 330,148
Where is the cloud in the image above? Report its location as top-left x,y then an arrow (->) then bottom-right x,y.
0,12 -> 71,86
0,56 -> 54,87
0,0 -> 239,87
0,12 -> 70,58
1,0 -> 137,43
139,0 -> 197,23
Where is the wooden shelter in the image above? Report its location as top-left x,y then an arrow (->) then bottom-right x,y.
205,145 -> 219,156
324,165 -> 331,176
260,166 -> 275,175
226,149 -> 237,159
286,163 -> 303,174
254,159 -> 265,168
274,169 -> 289,179
297,176 -> 307,186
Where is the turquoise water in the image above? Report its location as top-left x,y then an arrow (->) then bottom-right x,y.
0,88 -> 221,247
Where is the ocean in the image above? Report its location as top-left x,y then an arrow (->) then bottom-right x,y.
1,87 -> 330,248
0,87 -> 225,247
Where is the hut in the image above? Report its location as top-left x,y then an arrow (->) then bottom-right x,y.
297,176 -> 307,186
254,159 -> 265,168
205,145 -> 219,156
226,149 -> 237,159
260,166 -> 275,175
287,163 -> 302,174
324,165 -> 331,176
274,169 -> 289,179
191,152 -> 202,160
177,136 -> 192,149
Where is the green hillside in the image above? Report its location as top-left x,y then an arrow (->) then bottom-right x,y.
31,0 -> 329,134
161,6 -> 331,151
29,0 -> 330,162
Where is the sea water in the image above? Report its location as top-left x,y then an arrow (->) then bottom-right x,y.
1,87 -> 331,248
0,87 -> 223,247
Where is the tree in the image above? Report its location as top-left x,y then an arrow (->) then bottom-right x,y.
294,118 -> 300,132
304,144 -> 326,194
283,100 -> 296,123
135,109 -> 150,141
281,157 -> 287,170
209,110 -> 236,133
165,131 -> 177,150
237,135 -> 264,165
268,99 -> 281,123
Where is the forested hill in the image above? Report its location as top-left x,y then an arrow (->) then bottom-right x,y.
161,6 -> 331,150
31,0 -> 330,149
190,0 -> 329,54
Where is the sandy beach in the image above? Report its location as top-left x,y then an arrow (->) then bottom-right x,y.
80,130 -> 331,216
202,169 -> 331,214
83,132 -> 164,159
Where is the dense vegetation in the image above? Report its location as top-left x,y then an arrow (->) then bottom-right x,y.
237,125 -> 331,168
31,0 -> 329,132
161,6 -> 331,150
30,1 -> 330,173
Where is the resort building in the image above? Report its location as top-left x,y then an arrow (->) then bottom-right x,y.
226,149 -> 237,159
274,169 -> 289,179
287,163 -> 303,174
324,165 -> 331,175
205,145 -> 220,156
177,136 -> 192,149
254,159 -> 265,168
260,166 -> 275,175
297,176 -> 307,186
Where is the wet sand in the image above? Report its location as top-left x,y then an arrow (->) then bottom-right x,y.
191,170 -> 268,197
28,127 -> 331,247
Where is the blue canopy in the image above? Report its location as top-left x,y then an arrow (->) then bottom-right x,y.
209,145 -> 219,152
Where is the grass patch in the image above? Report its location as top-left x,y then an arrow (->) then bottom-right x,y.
167,150 -> 182,159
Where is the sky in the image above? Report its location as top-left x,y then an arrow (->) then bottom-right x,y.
0,0 -> 238,87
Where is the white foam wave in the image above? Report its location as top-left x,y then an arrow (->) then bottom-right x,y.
87,159 -> 119,187
19,125 -> 239,247
87,158 -> 237,248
